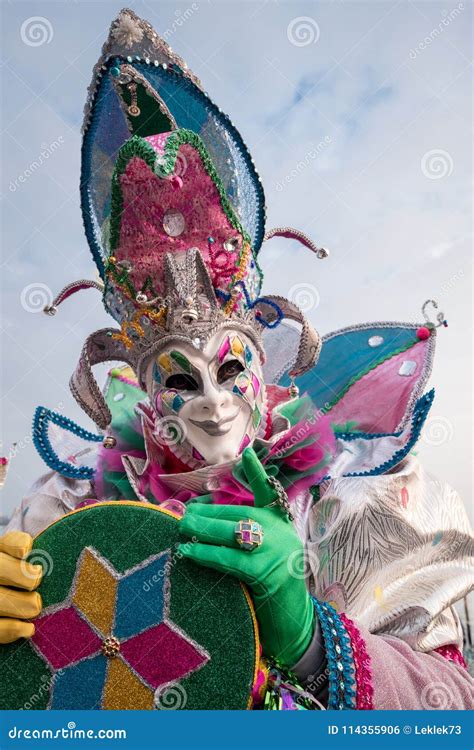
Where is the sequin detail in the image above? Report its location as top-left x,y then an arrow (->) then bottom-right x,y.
162,208 -> 185,237
312,599 -> 356,710
161,390 -> 179,409
433,644 -> 468,669
368,336 -> 384,347
398,360 -> 417,376
340,613 -> 374,710
172,394 -> 185,412
235,372 -> 250,393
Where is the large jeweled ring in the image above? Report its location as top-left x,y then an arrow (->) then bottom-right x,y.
234,519 -> 264,552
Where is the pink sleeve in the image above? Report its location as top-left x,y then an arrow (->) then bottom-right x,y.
356,623 -> 474,710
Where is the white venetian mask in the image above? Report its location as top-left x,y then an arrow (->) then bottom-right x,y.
145,329 -> 266,466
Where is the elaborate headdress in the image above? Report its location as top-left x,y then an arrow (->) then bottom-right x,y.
45,8 -> 329,430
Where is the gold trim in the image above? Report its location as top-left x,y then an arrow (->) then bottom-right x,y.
240,582 -> 261,710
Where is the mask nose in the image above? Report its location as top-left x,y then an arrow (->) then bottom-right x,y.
199,388 -> 233,417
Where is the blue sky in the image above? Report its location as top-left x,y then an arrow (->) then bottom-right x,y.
0,0 -> 472,521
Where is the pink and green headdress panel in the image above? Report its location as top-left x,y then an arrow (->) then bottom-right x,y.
81,7 -> 266,278
104,128 -> 263,327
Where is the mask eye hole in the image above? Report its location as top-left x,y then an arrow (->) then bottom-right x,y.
165,374 -> 199,391
217,359 -> 245,384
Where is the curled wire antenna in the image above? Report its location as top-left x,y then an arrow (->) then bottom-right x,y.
421,299 -> 448,329
43,279 -> 104,316
263,227 -> 329,259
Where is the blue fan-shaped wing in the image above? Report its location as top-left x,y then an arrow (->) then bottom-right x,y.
278,321 -> 435,434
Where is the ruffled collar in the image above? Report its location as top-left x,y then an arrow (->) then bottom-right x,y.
95,386 -> 336,514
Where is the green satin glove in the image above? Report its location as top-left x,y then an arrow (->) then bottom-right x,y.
179,447 -> 315,667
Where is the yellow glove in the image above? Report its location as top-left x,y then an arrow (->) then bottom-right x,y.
0,531 -> 43,644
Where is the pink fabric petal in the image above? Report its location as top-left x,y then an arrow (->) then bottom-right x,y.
269,414 -> 336,473
146,470 -> 194,504
284,471 -> 327,504
328,341 -> 428,434
76,498 -> 99,510
401,486 -> 409,508
120,622 -> 209,689
32,606 -> 102,670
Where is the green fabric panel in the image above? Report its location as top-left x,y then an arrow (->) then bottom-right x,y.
118,82 -> 173,138
102,471 -> 138,501
104,373 -> 145,449
0,641 -> 51,710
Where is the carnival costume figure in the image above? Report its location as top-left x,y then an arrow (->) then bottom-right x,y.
1,9 -> 473,711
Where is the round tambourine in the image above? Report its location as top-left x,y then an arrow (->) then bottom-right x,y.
0,502 -> 260,710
